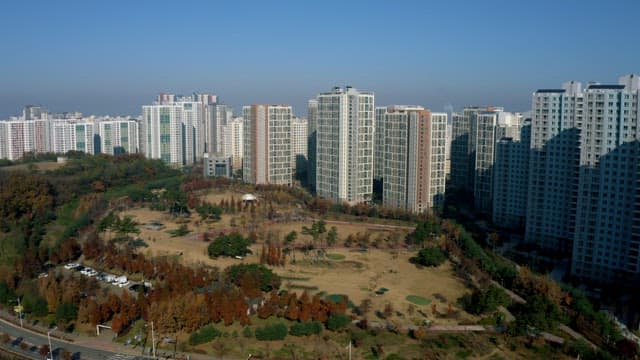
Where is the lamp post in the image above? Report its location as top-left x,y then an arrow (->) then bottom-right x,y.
47,326 -> 57,360
11,298 -> 23,328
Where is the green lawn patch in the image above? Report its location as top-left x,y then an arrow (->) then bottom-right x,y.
326,253 -> 346,260
406,295 -> 431,305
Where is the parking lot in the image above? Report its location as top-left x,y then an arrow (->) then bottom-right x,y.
62,263 -> 151,293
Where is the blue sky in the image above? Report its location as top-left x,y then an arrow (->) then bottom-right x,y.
0,0 -> 638,118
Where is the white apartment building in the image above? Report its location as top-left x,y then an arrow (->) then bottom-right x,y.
51,120 -> 95,155
0,119 -> 51,160
315,86 -> 374,204
473,110 -> 522,213
141,97 -> 203,166
307,99 -> 318,191
450,107 -> 500,192
243,105 -> 292,185
381,106 -> 447,213
291,117 -> 308,173
206,104 -> 230,154
492,120 -> 530,229
526,81 -> 583,254
98,118 -> 139,155
141,104 -> 185,166
526,74 -> 640,283
222,117 -> 244,171
572,75 -> 640,283
374,106 -> 387,181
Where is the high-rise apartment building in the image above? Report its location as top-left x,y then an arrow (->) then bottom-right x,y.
315,87 -> 374,204
374,106 -> 388,181
291,117 -> 308,176
0,119 -> 51,160
98,118 -> 139,155
526,74 -> 640,283
492,120 -> 531,229
141,96 -> 203,166
381,106 -> 447,213
222,117 -> 244,171
242,105 -> 292,185
572,75 -> 640,282
0,121 -> 25,160
307,99 -> 318,191
525,81 -> 583,254
141,104 -> 185,166
473,110 -> 522,213
206,104 -> 229,154
450,107 -> 495,192
51,120 -> 95,155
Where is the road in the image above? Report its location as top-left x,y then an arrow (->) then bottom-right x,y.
0,318 -> 146,360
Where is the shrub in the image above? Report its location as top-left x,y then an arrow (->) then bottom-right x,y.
460,285 -> 510,315
54,302 -> 77,324
255,323 -> 288,341
208,233 -> 252,258
290,321 -> 322,336
189,325 -> 221,345
225,264 -> 281,292
327,313 -> 351,331
411,247 -> 447,267
242,326 -> 253,338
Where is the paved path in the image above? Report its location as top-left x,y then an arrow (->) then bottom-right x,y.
558,324 -> 598,349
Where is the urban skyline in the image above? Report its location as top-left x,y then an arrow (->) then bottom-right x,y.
1,1 -> 639,118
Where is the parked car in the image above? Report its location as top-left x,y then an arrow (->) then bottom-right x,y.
117,281 -> 130,288
64,263 -> 79,270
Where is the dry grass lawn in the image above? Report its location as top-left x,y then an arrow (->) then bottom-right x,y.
119,195 -> 476,327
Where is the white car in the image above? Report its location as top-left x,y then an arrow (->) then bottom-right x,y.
117,281 -> 130,288
64,263 -> 79,270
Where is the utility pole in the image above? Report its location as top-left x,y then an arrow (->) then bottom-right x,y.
151,321 -> 156,359
47,326 -> 57,360
17,297 -> 23,328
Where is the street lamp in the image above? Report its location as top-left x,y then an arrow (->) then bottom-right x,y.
47,326 -> 57,360
11,298 -> 23,328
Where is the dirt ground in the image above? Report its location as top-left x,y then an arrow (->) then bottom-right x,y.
119,205 -> 475,327
273,248 -> 475,326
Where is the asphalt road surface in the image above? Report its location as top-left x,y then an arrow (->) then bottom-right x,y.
0,318 -> 146,360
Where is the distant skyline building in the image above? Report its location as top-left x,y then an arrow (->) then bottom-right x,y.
242,104 -> 292,185
315,86 -> 374,204
380,106 -> 447,213
22,105 -> 48,120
